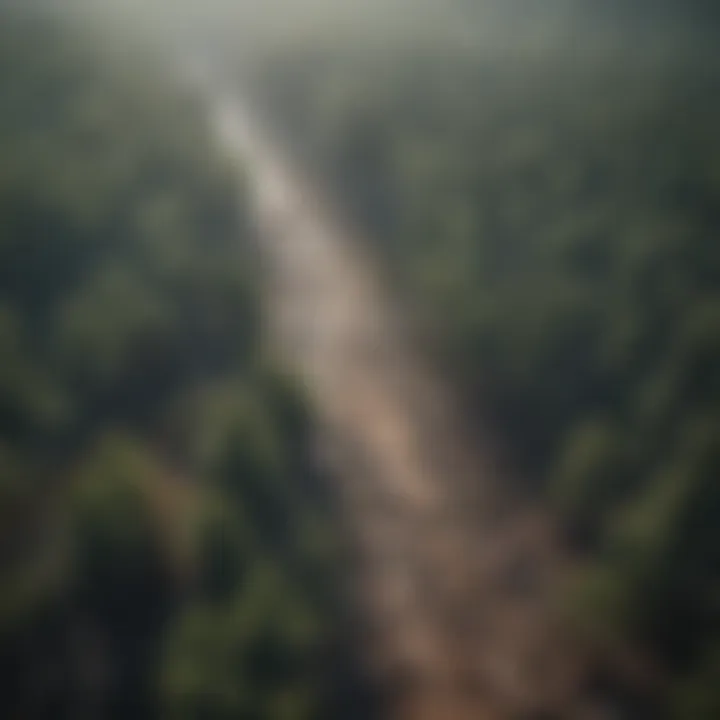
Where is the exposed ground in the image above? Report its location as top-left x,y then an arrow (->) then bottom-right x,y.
211,93 -> 601,720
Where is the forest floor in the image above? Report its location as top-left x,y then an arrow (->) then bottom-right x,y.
211,92 -> 605,720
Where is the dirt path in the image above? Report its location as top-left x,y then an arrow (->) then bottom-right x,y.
211,93 -> 594,720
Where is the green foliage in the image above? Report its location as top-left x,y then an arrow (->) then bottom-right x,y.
673,645 -> 720,719
551,419 -> 630,545
0,10 -> 348,720
163,565 -> 323,720
247,30 -> 720,713
70,437 -> 174,619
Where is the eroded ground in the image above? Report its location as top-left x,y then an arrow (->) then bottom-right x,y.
212,94 -> 596,720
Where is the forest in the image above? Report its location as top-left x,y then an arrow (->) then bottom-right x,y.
242,7 -> 720,716
0,8 -> 367,720
3,0 -> 720,717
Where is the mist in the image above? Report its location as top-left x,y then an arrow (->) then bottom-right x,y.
2,0 -> 720,718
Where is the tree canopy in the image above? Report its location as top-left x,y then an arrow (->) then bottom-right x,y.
0,10 -> 366,720
244,19 -> 720,715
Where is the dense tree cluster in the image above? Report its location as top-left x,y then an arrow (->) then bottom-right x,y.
0,11 -> 362,720
246,22 -> 720,716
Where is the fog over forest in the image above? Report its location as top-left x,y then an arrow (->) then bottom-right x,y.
1,1 -> 719,719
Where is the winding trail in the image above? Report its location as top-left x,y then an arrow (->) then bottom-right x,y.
211,92 -> 595,720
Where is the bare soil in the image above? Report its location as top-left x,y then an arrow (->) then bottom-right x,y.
212,95 -> 603,720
